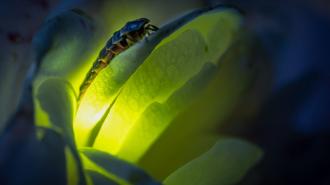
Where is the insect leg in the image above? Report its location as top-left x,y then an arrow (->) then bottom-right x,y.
116,42 -> 126,50
125,36 -> 135,46
144,24 -> 158,37
146,24 -> 159,31
126,33 -> 139,43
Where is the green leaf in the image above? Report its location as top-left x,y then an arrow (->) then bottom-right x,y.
33,9 -> 98,95
73,6 -> 225,147
34,78 -> 76,138
34,78 -> 87,185
92,7 -> 243,158
115,62 -> 218,162
163,138 -> 263,185
137,35 -> 261,179
86,7 -> 261,180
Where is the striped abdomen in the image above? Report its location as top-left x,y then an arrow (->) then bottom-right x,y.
78,18 -> 158,102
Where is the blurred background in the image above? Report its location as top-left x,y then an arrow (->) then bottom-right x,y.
0,0 -> 329,184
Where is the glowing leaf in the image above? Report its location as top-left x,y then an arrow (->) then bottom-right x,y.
92,8 -> 243,159
73,6 -> 227,147
137,35 -> 261,179
116,62 -> 217,163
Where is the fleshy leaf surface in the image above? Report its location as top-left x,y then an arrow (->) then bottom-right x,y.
92,8 -> 243,159
73,6 -> 232,147
136,35 -> 261,179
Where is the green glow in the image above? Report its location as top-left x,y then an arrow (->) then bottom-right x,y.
91,9 -> 243,160
137,36 -> 258,179
73,40 -> 155,147
93,30 -> 209,154
74,95 -> 110,147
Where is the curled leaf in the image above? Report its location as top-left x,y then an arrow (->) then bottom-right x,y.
33,9 -> 97,94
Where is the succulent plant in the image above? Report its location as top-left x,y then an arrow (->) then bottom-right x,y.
1,2 -> 269,185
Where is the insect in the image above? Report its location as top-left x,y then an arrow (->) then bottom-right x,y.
78,18 -> 158,101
